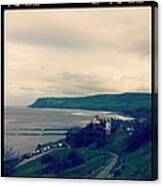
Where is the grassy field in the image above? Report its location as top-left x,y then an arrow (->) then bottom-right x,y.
16,148 -> 111,177
16,149 -> 72,177
113,143 -> 152,180
16,131 -> 152,179
58,153 -> 111,178
100,128 -> 152,180
102,129 -> 130,154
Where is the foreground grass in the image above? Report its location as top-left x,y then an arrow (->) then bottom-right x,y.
16,148 -> 111,177
16,149 -> 72,177
114,143 -> 152,180
99,128 -> 152,180
102,129 -> 130,154
58,154 -> 110,178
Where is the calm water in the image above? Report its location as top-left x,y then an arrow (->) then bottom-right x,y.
5,106 -> 110,154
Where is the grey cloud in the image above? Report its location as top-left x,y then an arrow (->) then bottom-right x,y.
119,39 -> 150,56
41,73 -> 111,96
7,27 -> 93,51
18,73 -> 109,96
7,24 -> 149,57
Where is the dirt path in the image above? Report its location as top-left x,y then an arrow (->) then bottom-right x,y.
95,152 -> 118,179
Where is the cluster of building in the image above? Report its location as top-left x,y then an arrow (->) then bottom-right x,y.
91,115 -> 112,135
90,114 -> 135,136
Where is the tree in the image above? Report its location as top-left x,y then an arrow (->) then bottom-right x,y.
4,146 -> 20,176
65,150 -> 84,168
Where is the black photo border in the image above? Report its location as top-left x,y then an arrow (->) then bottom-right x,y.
1,1 -> 158,180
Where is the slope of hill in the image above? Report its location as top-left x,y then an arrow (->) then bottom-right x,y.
29,93 -> 151,117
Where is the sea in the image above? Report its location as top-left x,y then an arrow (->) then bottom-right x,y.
4,106 -> 112,155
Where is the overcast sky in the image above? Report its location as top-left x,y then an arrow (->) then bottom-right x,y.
5,7 -> 151,105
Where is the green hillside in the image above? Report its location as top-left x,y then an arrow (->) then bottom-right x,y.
29,93 -> 151,117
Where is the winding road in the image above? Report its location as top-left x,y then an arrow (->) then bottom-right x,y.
95,152 -> 119,179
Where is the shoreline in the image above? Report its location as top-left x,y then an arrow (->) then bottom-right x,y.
6,107 -> 135,158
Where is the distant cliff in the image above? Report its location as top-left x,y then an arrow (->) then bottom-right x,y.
29,93 -> 151,117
